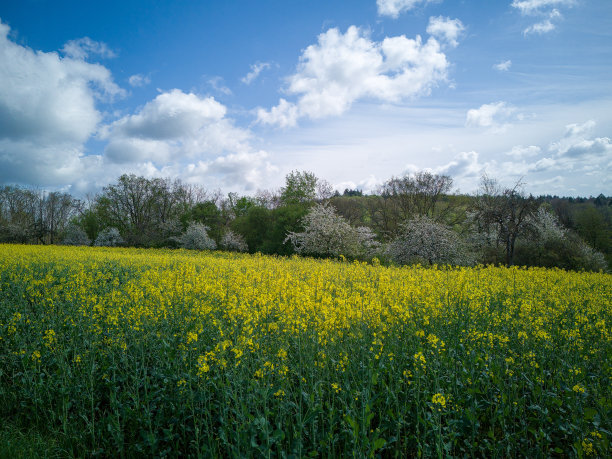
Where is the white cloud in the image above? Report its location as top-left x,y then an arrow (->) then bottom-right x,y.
102,90 -> 247,161
256,98 -> 300,128
511,0 -> 575,14
512,0 -> 574,36
258,26 -> 449,127
333,175 -> 381,194
185,151 -> 279,191
128,74 -> 151,87
103,89 -> 227,141
208,76 -> 232,96
426,16 -> 465,48
465,101 -> 518,130
101,89 -> 278,191
523,16 -> 556,35
494,59 -> 512,71
0,20 -> 124,187
62,37 -> 116,60
377,0 -> 440,18
505,145 -> 541,158
550,120 -> 612,158
432,151 -> 485,177
242,62 -> 271,85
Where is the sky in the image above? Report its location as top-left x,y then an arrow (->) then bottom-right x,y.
0,0 -> 611,197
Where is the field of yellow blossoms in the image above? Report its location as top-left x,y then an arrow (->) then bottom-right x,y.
0,244 -> 610,457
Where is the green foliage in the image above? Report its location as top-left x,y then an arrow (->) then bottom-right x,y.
280,170 -> 318,205
186,201 -> 223,242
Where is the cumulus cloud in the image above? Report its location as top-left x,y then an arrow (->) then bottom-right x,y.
185,151 -> 279,190
550,120 -> 612,158
0,20 -> 124,186
128,74 -> 151,87
377,0 -> 440,18
499,120 -> 611,181
512,0 -> 574,35
333,175 -> 381,194
465,101 -> 519,130
242,62 -> 271,85
102,89 -> 278,191
433,151 -> 484,177
102,89 -> 247,160
258,26 -> 449,127
62,37 -> 116,60
426,16 -> 464,48
494,59 -> 512,71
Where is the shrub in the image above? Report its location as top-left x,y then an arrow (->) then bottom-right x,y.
387,215 -> 474,266
173,223 -> 216,250
220,230 -> 248,252
93,227 -> 124,247
61,224 -> 91,246
285,203 -> 379,259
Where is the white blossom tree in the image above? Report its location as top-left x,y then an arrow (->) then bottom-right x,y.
173,223 -> 216,250
220,229 -> 248,252
387,215 -> 474,266
94,227 -> 124,247
285,203 -> 379,259
62,224 -> 91,246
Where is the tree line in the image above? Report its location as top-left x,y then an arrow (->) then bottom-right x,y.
0,171 -> 609,271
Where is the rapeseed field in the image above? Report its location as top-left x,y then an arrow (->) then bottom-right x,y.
0,244 -> 610,457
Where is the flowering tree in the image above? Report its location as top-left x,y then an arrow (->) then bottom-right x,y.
387,215 -> 474,266
94,227 -> 124,247
285,203 -> 379,259
220,229 -> 248,252
173,223 -> 216,250
62,224 -> 91,246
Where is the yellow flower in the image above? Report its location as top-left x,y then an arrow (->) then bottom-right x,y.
432,393 -> 446,408
582,439 -> 594,456
572,384 -> 585,394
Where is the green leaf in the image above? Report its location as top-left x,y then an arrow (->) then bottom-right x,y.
584,407 -> 597,421
372,438 -> 386,451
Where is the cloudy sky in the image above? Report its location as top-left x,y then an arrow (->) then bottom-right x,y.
1,0 -> 611,196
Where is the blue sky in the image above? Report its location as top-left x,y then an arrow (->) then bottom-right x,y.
1,0 -> 611,196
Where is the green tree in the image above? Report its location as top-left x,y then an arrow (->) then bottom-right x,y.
280,170 -> 318,205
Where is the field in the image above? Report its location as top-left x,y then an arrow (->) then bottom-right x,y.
0,244 -> 610,457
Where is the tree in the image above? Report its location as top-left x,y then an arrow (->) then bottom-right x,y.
94,227 -> 124,247
285,203 -> 379,259
387,216 -> 474,266
575,207 -> 610,255
470,176 -> 539,266
173,223 -> 216,250
371,171 -> 454,239
512,206 -> 608,272
220,230 -> 248,252
280,170 -> 318,205
96,175 -> 207,246
62,223 -> 91,246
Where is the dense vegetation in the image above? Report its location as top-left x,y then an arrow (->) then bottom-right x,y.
0,171 -> 610,272
0,245 -> 610,457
